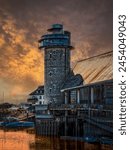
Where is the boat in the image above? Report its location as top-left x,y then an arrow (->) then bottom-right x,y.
0,122 -> 3,127
1,121 -> 34,128
84,136 -> 99,143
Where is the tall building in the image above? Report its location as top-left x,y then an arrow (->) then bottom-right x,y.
39,24 -> 73,104
35,24 -> 113,138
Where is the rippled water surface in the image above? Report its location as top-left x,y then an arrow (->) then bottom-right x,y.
0,129 -> 112,150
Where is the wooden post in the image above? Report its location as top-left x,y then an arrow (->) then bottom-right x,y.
65,110 -> 68,136
65,92 -> 68,104
77,89 -> 80,104
75,117 -> 78,137
91,87 -> 94,104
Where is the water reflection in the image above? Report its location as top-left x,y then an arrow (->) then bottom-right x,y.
0,130 -> 112,150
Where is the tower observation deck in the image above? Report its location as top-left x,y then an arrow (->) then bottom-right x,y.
39,24 -> 73,104
39,24 -> 73,49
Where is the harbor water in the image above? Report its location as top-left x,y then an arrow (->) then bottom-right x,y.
0,129 -> 112,150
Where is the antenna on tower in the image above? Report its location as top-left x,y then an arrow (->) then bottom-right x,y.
3,91 -> 4,104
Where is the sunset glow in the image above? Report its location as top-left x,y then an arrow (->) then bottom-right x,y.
0,0 -> 112,103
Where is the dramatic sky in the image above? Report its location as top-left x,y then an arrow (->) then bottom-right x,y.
0,0 -> 113,103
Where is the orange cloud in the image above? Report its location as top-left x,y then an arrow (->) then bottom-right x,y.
0,0 -> 112,103
0,13 -> 44,103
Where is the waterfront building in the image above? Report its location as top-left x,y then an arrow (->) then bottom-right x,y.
27,85 -> 44,105
38,24 -> 83,104
34,24 -> 113,139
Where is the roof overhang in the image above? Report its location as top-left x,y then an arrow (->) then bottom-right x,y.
61,79 -> 113,92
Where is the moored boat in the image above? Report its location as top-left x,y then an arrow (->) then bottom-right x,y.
84,136 -> 99,144
1,121 -> 34,128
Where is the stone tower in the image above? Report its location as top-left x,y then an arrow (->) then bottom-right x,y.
39,24 -> 73,104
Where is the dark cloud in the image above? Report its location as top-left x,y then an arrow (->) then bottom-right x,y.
0,0 -> 113,103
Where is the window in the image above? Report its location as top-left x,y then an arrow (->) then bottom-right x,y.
49,71 -> 52,76
39,41 -> 43,47
80,87 -> 90,104
93,85 -> 101,104
104,84 -> 113,105
39,96 -> 42,99
40,90 -> 42,93
70,90 -> 76,104
53,84 -> 56,89
49,53 -> 52,58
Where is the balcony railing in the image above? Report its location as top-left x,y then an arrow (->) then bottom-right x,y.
48,104 -> 113,111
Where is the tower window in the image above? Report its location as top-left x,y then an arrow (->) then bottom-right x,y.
50,88 -> 52,93
53,84 -> 56,89
49,71 -> 52,76
49,53 -> 52,58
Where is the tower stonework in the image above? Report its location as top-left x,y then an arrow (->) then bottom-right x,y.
39,24 -> 73,104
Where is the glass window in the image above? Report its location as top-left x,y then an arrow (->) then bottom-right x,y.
80,87 -> 90,104
104,84 -> 113,105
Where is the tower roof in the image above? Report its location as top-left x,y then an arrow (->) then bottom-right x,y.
47,24 -> 63,32
39,24 -> 73,49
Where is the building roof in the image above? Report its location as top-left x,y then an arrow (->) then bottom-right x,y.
62,73 -> 83,89
73,51 -> 113,84
29,85 -> 44,95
